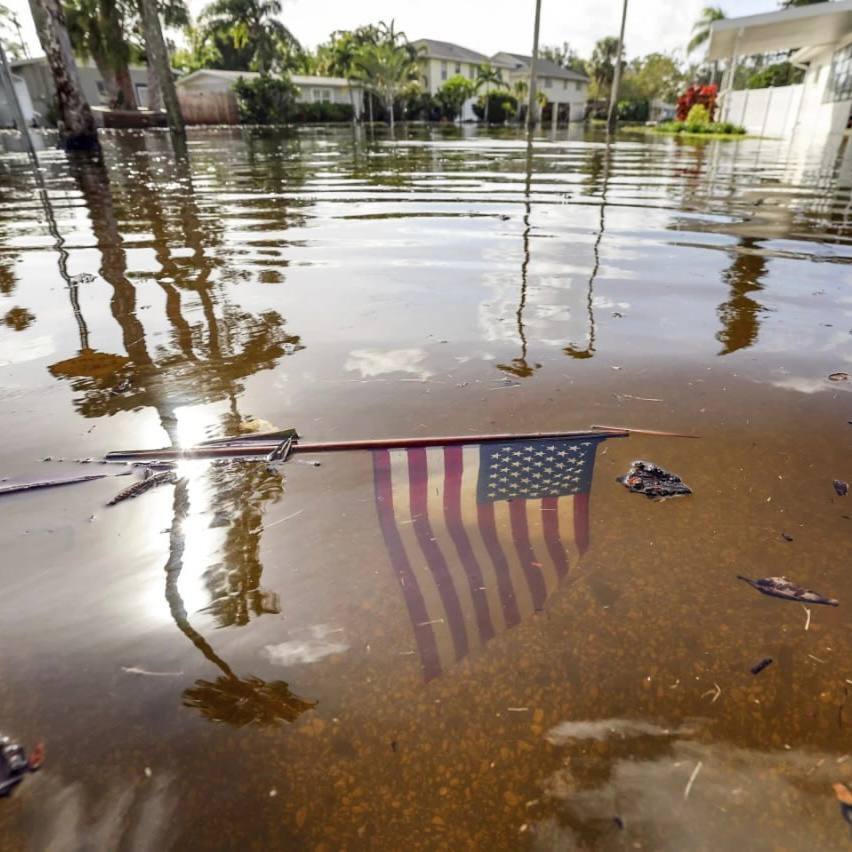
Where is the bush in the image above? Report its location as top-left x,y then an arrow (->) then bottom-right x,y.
234,75 -> 298,125
472,92 -> 518,123
685,104 -> 710,125
617,98 -> 649,122
291,101 -> 354,122
676,83 -> 717,121
436,75 -> 476,120
657,118 -> 746,136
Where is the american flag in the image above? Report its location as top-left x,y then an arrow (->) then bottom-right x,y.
372,436 -> 604,681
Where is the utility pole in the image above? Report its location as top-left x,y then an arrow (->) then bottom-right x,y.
0,41 -> 36,159
607,0 -> 628,134
526,0 -> 542,131
138,0 -> 185,136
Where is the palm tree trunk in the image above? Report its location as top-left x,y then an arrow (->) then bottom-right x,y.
146,63 -> 162,110
114,64 -> 138,110
484,86 -> 490,124
91,50 -> 120,107
137,0 -> 184,135
388,96 -> 394,130
607,0 -> 629,133
367,91 -> 374,124
526,0 -> 542,130
28,0 -> 99,149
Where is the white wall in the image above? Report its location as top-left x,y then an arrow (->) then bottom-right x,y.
723,85 -> 804,136
0,75 -> 35,127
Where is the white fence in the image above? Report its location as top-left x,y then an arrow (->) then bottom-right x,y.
721,85 -> 803,137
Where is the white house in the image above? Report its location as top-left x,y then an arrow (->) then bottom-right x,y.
10,56 -> 151,122
491,52 -> 589,123
0,71 -> 35,127
707,0 -> 852,140
412,39 -> 506,120
175,69 -> 364,124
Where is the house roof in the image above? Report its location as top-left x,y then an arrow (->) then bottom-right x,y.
492,52 -> 589,81
706,0 -> 852,61
176,69 -> 359,89
412,39 -> 490,65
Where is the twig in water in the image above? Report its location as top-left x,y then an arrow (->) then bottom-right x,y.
258,509 -> 304,531
808,654 -> 826,664
803,605 -> 811,632
701,683 -> 722,703
507,707 -> 529,712
417,618 -> 444,627
121,666 -> 183,677
591,424 -> 699,439
683,761 -> 703,800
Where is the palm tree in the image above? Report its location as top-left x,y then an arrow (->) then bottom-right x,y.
63,0 -> 138,109
352,40 -> 418,130
475,62 -> 503,124
138,0 -> 184,134
198,0 -> 300,73
590,36 -> 620,102
688,7 -> 725,54
28,0 -> 99,149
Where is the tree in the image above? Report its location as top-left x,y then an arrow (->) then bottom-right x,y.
28,0 -> 99,148
436,73 -> 474,120
0,4 -> 27,57
540,42 -> 586,75
779,0 -> 828,6
589,36 -> 620,101
138,0 -> 184,133
475,62 -> 502,123
621,52 -> 685,103
233,72 -> 296,123
352,38 -> 418,129
197,0 -> 301,73
688,7 -> 725,54
63,0 -> 137,108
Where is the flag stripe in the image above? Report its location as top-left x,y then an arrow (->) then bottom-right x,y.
372,449 -> 441,681
541,496 -> 570,578
573,492 -> 590,554
508,499 -> 548,611
526,499 -> 561,593
443,446 -> 496,644
476,500 -> 521,628
408,448 -> 469,662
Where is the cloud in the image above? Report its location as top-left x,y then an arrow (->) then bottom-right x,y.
262,624 -> 349,666
345,347 -> 433,379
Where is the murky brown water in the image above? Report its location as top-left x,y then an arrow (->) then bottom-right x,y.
0,124 -> 851,850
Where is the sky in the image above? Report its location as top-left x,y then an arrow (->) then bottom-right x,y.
3,0 -> 778,63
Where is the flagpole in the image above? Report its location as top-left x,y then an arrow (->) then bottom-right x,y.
104,429 -> 630,461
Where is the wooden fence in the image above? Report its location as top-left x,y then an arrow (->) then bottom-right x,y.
178,91 -> 240,125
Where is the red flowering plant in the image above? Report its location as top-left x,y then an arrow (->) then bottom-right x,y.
676,84 -> 718,121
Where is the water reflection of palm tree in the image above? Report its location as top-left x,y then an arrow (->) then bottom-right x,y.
498,133 -> 541,378
716,237 -> 768,355
165,479 -> 316,726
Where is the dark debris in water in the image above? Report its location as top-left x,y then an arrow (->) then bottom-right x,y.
737,575 -> 839,607
0,736 -> 43,798
618,460 -> 692,499
834,480 -> 849,497
750,657 -> 773,676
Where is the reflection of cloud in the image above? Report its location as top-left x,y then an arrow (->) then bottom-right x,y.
768,376 -> 851,395
263,625 -> 348,666
546,718 -> 686,744
0,334 -> 54,365
345,348 -> 432,380
538,724 -> 844,850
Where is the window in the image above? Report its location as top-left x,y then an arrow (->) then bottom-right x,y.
455,63 -> 461,74
563,79 -> 568,89
826,44 -> 852,102
576,81 -> 582,92
135,83 -> 148,108
441,60 -> 447,81
312,88 -> 332,103
543,77 -> 552,89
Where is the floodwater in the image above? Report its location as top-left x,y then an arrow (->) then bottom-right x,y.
0,123 -> 850,850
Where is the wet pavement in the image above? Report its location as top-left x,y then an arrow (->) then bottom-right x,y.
0,124 -> 850,849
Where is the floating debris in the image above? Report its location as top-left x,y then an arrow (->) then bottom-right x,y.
69,272 -> 96,286
0,736 -> 41,797
834,480 -> 849,497
737,576 -> 839,607
0,470 -> 130,498
828,372 -> 848,382
107,469 -> 179,506
834,783 -> 852,828
750,657 -> 773,676
121,666 -> 183,677
683,760 -> 702,800
618,460 -> 692,498
781,532 -> 794,542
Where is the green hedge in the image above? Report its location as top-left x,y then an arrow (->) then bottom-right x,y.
291,101 -> 355,123
657,119 -> 746,136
